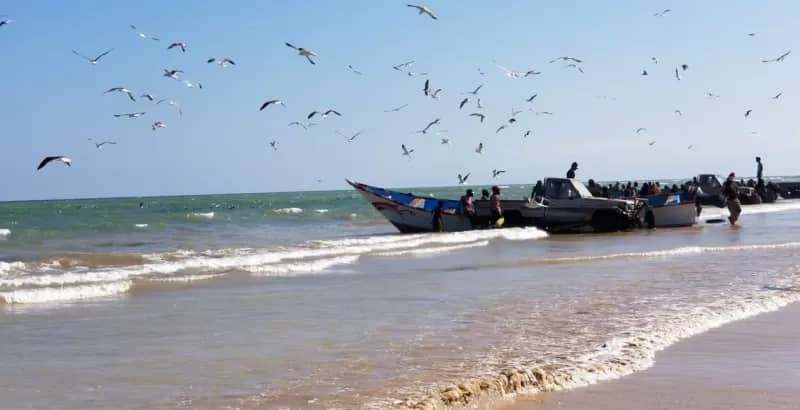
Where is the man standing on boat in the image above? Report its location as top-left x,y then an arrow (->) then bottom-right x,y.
490,186 -> 503,226
756,157 -> 764,185
722,172 -> 742,225
566,162 -> 578,179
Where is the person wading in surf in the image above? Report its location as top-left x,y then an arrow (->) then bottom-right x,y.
722,172 -> 742,225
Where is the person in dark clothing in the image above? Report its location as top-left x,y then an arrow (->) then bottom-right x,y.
459,189 -> 475,217
566,162 -> 578,179
490,185 -> 503,226
756,157 -> 764,185
531,180 -> 544,201
722,172 -> 742,224
480,189 -> 490,201
432,201 -> 444,232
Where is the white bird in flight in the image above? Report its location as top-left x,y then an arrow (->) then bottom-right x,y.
72,49 -> 113,65
151,121 -> 167,131
495,63 -> 541,78
347,64 -> 363,75
383,104 -> 408,113
653,8 -> 671,17
0,19 -> 15,28
492,169 -> 506,178
523,130 -> 532,138
307,109 -> 342,120
88,138 -> 117,148
167,42 -> 187,52
407,4 -> 437,20
469,113 -> 485,123
269,140 -> 278,151
37,156 -> 71,170
104,87 -> 136,102
163,69 -> 183,79
761,50 -> 791,63
440,138 -> 450,145
635,127 -> 647,134
772,92 -> 783,100
457,173 -> 470,185
285,42 -> 317,65
401,144 -> 414,157
113,112 -> 146,118
475,142 -> 484,154
260,100 -> 286,111
463,84 -> 483,95
417,118 -> 440,134
337,130 -> 363,142
207,58 -> 235,67
130,24 -> 159,41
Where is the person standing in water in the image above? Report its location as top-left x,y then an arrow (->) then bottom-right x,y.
722,172 -> 742,225
432,201 -> 444,232
566,162 -> 578,179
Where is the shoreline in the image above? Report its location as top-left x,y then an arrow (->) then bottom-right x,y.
499,301 -> 800,410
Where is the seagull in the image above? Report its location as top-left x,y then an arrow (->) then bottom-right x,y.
113,112 -> 146,118
476,98 -> 485,109
156,99 -> 182,116
566,63 -> 584,73
534,111 -> 553,116
477,68 -> 486,75
307,109 -> 342,120
511,108 -> 523,117
525,94 -> 538,103
151,121 -> 166,131
181,80 -> 203,89
641,69 -> 648,76
761,50 -> 791,63
163,69 -> 183,79
651,57 -> 659,64
72,49 -> 113,65
457,173 -> 470,184
392,60 -> 415,71
383,104 -> 409,113
167,42 -> 187,52
130,24 -> 159,41
748,33 -> 756,37
337,130 -> 362,142
772,92 -> 783,99
288,121 -> 308,130
674,68 -> 681,80
347,64 -> 363,75
140,94 -> 155,101
463,84 -> 483,95
653,8 -> 671,17
508,117 -> 517,124
523,130 -> 532,138
429,88 -> 442,99
401,144 -> 414,157
681,64 -> 689,71
745,109 -> 753,117
440,138 -> 450,145
492,169 -> 506,178
469,113 -> 485,123
417,118 -> 440,134
0,19 -> 15,28
496,124 -> 507,133
549,56 -> 583,64
407,4 -> 437,20
475,143 -> 484,155
207,58 -> 235,67
37,156 -> 71,170
88,138 -> 117,148
706,91 -> 721,99
423,79 -> 430,96
459,97 -> 470,109
259,100 -> 286,111
687,144 -> 694,150
495,63 -> 541,78
648,141 -> 657,146
269,140 -> 278,151
635,127 -> 647,134
285,42 -> 317,65
674,110 -> 683,116
105,87 -> 136,102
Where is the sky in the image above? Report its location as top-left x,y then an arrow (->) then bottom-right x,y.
0,0 -> 798,201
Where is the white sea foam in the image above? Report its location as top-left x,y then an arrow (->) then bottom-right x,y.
273,207 -> 303,214
0,228 -> 10,237
147,273 -> 225,283
314,209 -> 329,214
0,261 -> 26,276
375,241 -> 491,257
246,255 -> 360,276
186,212 -> 215,219
0,281 -> 132,304
134,224 -> 149,228
701,199 -> 800,220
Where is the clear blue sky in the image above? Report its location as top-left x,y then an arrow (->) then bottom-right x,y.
0,0 -> 797,200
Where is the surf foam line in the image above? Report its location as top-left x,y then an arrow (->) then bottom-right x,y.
0,228 -> 548,301
0,281 -> 132,304
386,278 -> 800,410
700,199 -> 800,220
483,241 -> 800,269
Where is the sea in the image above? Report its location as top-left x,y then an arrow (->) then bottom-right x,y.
2,183 -> 800,409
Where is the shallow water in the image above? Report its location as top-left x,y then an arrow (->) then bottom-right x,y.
2,191 -> 800,409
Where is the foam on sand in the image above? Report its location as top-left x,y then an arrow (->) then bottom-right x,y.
0,281 -> 132,304
273,207 -> 304,214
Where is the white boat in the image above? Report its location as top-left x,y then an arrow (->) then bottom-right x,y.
646,194 -> 698,227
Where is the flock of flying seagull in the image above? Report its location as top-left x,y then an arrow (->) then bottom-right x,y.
4,5 -> 793,186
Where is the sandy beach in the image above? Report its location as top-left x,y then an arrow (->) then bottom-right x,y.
502,301 -> 800,410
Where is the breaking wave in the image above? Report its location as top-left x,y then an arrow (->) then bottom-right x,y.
0,228 -> 547,304
273,207 -> 304,214
0,228 -> 10,237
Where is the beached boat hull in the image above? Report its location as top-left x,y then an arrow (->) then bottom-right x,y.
651,203 -> 698,227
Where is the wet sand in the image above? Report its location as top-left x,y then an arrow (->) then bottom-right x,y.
503,302 -> 800,410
